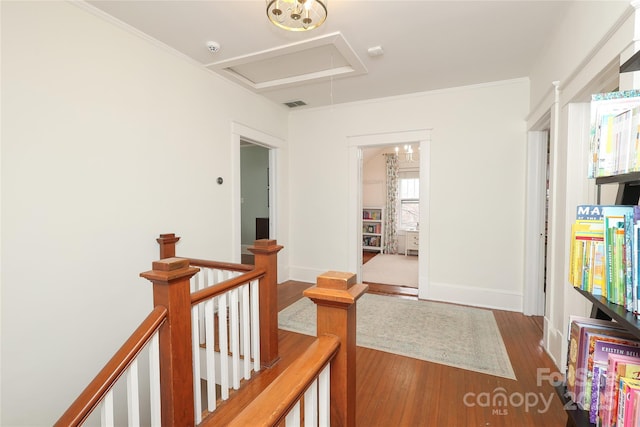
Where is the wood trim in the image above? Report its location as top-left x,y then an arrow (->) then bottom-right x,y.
54,306 -> 167,427
157,233 -> 180,259
186,257 -> 254,272
304,272 -> 368,427
190,267 -> 266,305
227,335 -> 340,427
140,257 -> 199,427
249,239 -> 284,368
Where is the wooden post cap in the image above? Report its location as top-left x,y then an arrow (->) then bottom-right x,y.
152,257 -> 189,271
140,258 -> 199,283
247,239 -> 283,254
304,271 -> 368,307
317,271 -> 357,290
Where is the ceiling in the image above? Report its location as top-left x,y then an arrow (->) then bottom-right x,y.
87,0 -> 577,110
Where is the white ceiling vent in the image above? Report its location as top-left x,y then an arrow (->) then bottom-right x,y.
206,32 -> 367,92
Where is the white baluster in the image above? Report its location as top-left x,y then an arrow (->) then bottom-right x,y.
216,269 -> 225,288
318,365 -> 330,426
204,298 -> 217,412
241,283 -> 251,379
100,390 -> 114,427
304,378 -> 318,427
192,305 -> 202,423
229,288 -> 240,390
189,272 -> 197,293
149,333 -> 161,427
218,293 -> 229,399
126,360 -> 140,427
285,401 -> 301,427
251,279 -> 260,371
199,269 -> 208,344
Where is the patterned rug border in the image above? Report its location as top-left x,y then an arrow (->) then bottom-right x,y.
278,293 -> 516,380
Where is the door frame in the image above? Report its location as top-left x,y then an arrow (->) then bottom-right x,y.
347,129 -> 431,299
523,129 -> 549,316
231,122 -> 283,263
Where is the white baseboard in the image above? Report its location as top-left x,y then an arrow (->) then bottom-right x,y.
543,316 -> 565,371
426,281 -> 523,312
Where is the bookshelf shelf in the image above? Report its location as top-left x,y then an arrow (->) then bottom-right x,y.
574,288 -> 640,340
620,50 -> 640,74
362,207 -> 384,253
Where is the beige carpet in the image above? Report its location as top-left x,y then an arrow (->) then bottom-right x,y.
362,254 -> 418,288
278,293 -> 516,380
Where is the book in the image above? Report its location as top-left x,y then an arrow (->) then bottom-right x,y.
589,90 -> 640,178
618,377 -> 640,426
566,317 -> 627,403
578,328 -> 640,410
591,364 -> 607,423
592,340 -> 640,421
602,205 -> 635,310
603,354 -> 640,427
570,221 -> 605,292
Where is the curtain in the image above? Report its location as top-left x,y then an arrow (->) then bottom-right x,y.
383,153 -> 399,254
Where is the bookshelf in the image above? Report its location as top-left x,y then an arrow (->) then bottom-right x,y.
559,173 -> 640,427
362,207 -> 384,253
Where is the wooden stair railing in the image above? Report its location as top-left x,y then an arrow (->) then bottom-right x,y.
217,270 -> 367,427
55,234 -> 365,426
54,306 -> 168,426
55,235 -> 283,426
157,233 -> 282,368
227,334 -> 340,427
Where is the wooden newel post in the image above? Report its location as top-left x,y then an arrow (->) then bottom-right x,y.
140,258 -> 199,427
248,239 -> 283,368
156,233 -> 180,259
304,271 -> 368,427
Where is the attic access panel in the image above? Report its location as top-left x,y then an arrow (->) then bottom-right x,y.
206,31 -> 367,92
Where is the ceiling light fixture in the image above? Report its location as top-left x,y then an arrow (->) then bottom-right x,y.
266,0 -> 327,32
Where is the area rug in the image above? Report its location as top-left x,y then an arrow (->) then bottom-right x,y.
278,293 -> 516,380
362,254 -> 418,288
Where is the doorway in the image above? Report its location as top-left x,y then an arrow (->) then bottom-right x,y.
231,122 -> 282,265
361,145 -> 420,296
347,129 -> 431,300
240,141 -> 270,264
524,128 -> 549,316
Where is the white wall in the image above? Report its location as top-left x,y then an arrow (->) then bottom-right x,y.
362,149 -> 386,208
288,79 -> 529,311
528,1 -> 631,120
0,2 -> 288,425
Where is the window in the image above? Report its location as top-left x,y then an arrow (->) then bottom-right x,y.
398,170 -> 419,229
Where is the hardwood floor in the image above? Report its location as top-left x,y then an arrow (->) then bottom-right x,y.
278,280 -> 568,427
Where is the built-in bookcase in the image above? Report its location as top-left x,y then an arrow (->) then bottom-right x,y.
362,207 -> 384,253
558,58 -> 640,425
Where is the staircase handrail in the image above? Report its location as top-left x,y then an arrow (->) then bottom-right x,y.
227,334 -> 340,427
190,267 -> 265,305
54,306 -> 168,427
185,257 -> 254,272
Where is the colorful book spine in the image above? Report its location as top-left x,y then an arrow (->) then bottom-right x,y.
603,354 -> 640,427
579,331 -> 640,410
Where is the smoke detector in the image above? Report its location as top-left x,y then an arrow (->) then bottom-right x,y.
206,41 -> 221,53
367,46 -> 384,57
